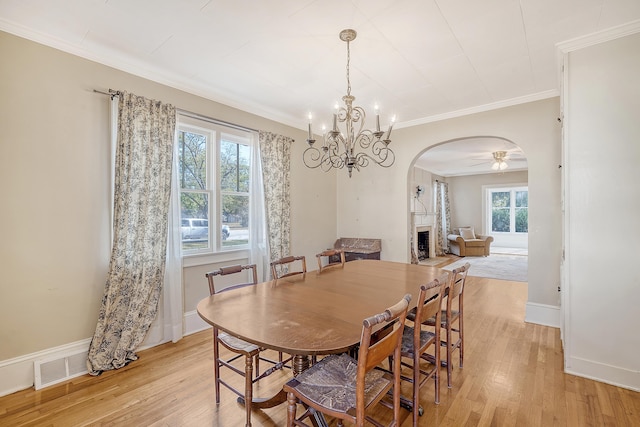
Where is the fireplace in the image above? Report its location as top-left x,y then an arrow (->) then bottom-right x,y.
414,225 -> 435,261
417,230 -> 429,260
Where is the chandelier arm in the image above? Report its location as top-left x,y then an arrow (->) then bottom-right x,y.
302,146 -> 325,169
325,137 -> 346,169
354,130 -> 376,149
366,139 -> 395,167
355,148 -> 395,168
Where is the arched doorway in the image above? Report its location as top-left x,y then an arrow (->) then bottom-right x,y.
408,136 -> 528,264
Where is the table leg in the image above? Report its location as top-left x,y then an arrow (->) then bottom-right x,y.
237,389 -> 288,409
237,354 -> 312,409
292,354 -> 310,376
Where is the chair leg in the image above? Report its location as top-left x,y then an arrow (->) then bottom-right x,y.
413,353 -> 420,426
286,392 -> 297,427
459,318 -> 464,368
213,330 -> 221,404
434,336 -> 441,405
244,355 -> 253,427
446,324 -> 453,389
255,354 -> 260,379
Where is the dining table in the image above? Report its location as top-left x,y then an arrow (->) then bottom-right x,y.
196,259 -> 449,422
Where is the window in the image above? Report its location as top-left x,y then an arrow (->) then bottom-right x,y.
177,114 -> 255,254
488,186 -> 528,234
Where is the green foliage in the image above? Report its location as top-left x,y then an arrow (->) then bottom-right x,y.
491,189 -> 528,233
516,208 -> 528,232
492,208 -> 510,232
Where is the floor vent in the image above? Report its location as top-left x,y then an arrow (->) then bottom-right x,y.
34,350 -> 88,390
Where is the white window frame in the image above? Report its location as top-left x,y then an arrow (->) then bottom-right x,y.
483,184 -> 528,248
177,114 -> 255,257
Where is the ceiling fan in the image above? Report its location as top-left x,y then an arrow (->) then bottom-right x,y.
471,150 -> 527,171
491,151 -> 509,170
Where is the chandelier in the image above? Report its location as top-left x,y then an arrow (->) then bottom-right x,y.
491,151 -> 509,171
303,29 -> 395,178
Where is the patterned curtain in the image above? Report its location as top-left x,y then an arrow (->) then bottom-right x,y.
410,213 -> 419,264
258,131 -> 292,267
434,181 -> 452,256
87,92 -> 176,374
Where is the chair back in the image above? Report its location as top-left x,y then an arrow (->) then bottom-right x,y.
413,274 -> 449,326
447,262 -> 470,309
205,264 -> 258,295
355,294 -> 411,418
270,255 -> 307,279
316,249 -> 346,273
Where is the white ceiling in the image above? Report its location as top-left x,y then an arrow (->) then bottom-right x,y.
2,0 -> 640,175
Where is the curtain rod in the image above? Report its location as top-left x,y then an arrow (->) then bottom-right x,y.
177,109 -> 259,134
93,88 -> 259,134
93,89 -> 122,99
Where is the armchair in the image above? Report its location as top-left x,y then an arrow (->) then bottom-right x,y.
448,227 -> 493,257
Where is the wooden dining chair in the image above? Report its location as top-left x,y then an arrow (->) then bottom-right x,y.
424,262 -> 470,388
270,255 -> 307,279
315,248 -> 346,273
398,274 -> 449,425
205,264 -> 290,427
283,294 -> 412,427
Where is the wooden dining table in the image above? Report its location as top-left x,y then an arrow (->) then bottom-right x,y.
196,259 -> 449,419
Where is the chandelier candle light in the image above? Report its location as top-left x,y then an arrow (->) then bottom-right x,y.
303,29 -> 396,177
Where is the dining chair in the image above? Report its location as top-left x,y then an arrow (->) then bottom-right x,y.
424,262 -> 470,388
398,274 -> 449,425
270,255 -> 307,279
315,248 -> 346,273
205,264 -> 290,427
283,294 -> 412,427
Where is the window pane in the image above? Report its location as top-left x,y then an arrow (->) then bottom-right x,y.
178,130 -> 207,190
515,191 -> 528,207
492,191 -> 510,208
516,208 -> 528,233
491,191 -> 510,232
181,192 -> 209,251
492,208 -> 510,232
220,139 -> 250,192
222,194 -> 249,247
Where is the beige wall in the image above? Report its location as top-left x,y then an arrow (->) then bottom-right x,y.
0,31 -> 336,361
336,98 -> 562,310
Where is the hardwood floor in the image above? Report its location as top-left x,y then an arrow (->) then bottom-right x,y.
1,275 -> 639,426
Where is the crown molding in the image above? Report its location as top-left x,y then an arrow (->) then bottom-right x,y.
556,19 -> 640,54
396,89 -> 559,129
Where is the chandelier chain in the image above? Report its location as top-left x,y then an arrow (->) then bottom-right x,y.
346,39 -> 351,97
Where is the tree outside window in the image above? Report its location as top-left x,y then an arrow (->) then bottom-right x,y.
490,187 -> 528,234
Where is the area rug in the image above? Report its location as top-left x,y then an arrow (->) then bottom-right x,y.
442,254 -> 528,282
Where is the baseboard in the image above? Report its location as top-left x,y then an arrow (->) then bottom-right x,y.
0,312 -> 211,398
0,338 -> 91,397
525,302 -> 561,328
184,309 -> 211,335
565,355 -> 639,392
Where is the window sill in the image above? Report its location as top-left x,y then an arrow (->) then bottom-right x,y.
182,248 -> 251,268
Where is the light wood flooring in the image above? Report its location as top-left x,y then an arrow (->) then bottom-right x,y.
1,275 -> 639,426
